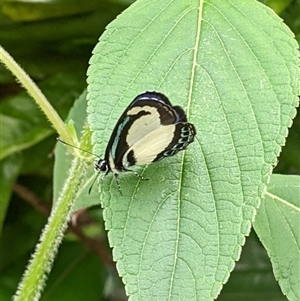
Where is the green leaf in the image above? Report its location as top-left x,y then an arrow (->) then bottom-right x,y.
254,174 -> 300,301
87,0 -> 299,300
0,72 -> 86,161
0,93 -> 52,160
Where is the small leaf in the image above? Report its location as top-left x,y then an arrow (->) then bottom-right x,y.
53,91 -> 101,211
0,93 -> 52,160
0,72 -> 86,160
254,174 -> 300,301
87,0 -> 299,300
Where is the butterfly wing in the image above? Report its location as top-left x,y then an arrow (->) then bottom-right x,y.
105,91 -> 196,173
124,98 -> 187,147
105,92 -> 185,170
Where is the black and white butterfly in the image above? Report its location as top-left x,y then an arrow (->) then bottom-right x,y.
95,91 -> 196,192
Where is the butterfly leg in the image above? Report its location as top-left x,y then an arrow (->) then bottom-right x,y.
113,173 -> 123,195
88,173 -> 100,194
127,170 -> 149,181
88,170 -> 108,194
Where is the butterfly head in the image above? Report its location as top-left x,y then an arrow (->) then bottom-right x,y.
94,159 -> 109,173
94,158 -> 122,194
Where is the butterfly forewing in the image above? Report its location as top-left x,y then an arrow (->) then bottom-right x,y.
122,122 -> 195,167
122,124 -> 175,167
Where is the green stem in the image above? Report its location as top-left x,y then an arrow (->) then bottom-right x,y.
0,45 -> 71,143
13,126 -> 92,300
13,153 -> 87,301
1,45 -> 93,300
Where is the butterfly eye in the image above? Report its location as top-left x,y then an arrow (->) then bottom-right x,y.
95,159 -> 109,172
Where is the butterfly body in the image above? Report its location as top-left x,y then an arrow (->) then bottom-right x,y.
95,91 -> 196,191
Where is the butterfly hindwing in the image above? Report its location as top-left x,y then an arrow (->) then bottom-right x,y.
153,122 -> 196,161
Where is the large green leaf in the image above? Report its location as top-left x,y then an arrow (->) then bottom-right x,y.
254,174 -> 300,301
87,0 -> 299,300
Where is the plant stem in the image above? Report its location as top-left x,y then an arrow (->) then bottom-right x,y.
13,155 -> 87,301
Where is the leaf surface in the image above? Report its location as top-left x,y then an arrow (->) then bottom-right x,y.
254,174 -> 300,301
87,0 -> 299,300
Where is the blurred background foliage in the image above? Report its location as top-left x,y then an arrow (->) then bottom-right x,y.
0,0 -> 299,300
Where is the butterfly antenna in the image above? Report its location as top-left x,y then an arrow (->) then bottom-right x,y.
57,137 -> 98,157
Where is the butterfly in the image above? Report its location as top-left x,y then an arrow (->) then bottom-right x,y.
94,91 -> 196,193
